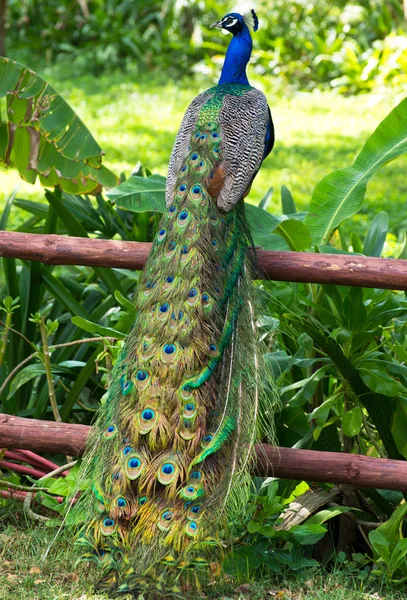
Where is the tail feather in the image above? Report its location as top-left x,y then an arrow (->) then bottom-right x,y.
72,118 -> 277,595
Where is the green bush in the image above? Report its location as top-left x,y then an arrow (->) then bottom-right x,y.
6,0 -> 407,93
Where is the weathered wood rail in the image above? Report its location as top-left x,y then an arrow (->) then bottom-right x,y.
2,231 -> 407,289
1,414 -> 407,491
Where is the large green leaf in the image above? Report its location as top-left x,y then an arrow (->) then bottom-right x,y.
306,98 -> 407,245
362,211 -> 389,257
107,174 -> 296,248
71,316 -> 125,339
342,406 -> 363,437
0,57 -> 118,193
107,174 -> 167,212
6,362 -> 83,399
274,219 -> 311,251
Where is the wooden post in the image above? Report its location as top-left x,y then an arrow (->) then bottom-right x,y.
1,414 -> 407,491
1,231 -> 407,289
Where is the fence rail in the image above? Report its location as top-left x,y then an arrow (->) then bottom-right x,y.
1,231 -> 407,289
1,231 -> 407,491
1,414 -> 407,491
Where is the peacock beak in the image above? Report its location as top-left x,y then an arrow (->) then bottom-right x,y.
210,20 -> 223,29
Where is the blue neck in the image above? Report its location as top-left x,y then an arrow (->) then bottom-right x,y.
218,24 -> 252,85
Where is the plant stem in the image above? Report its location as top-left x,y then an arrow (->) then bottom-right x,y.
39,317 -> 61,423
362,411 -> 386,458
0,479 -> 49,492
0,311 -> 12,367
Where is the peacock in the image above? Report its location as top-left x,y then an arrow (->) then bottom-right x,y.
74,9 -> 276,598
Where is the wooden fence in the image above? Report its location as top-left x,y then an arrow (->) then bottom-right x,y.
1,230 -> 407,491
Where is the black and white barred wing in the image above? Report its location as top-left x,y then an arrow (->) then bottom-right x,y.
217,89 -> 270,212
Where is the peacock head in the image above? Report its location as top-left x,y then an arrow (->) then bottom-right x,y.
210,9 -> 259,35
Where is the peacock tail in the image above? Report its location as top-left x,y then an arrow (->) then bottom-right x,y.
73,10 -> 277,598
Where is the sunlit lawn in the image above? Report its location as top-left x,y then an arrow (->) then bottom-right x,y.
1,63 -> 407,241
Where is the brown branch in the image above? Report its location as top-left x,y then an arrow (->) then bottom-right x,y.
1,231 -> 407,290
1,414 -> 407,491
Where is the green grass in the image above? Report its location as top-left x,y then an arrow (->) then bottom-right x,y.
1,64 -> 407,240
0,515 -> 406,600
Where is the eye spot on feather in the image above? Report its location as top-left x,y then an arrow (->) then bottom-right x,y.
144,280 -> 156,296
139,496 -> 147,505
186,520 -> 198,536
101,516 -> 117,536
209,343 -> 219,357
202,293 -> 212,310
158,303 -> 170,321
162,463 -> 174,475
141,409 -> 155,421
168,205 -> 176,215
157,228 -> 166,242
191,471 -> 202,480
190,152 -> 199,163
125,453 -> 144,480
104,424 -> 117,439
194,131 -> 201,139
197,159 -> 206,174
188,505 -> 202,520
136,370 -> 149,381
123,445 -> 133,456
211,239 -> 218,250
117,497 -> 126,507
161,342 -> 179,363
158,509 -> 175,531
157,460 -> 178,485
183,402 -> 197,420
177,183 -> 188,199
202,434 -> 213,446
210,132 -> 219,142
166,241 -> 177,258
177,210 -> 189,227
187,288 -> 199,306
